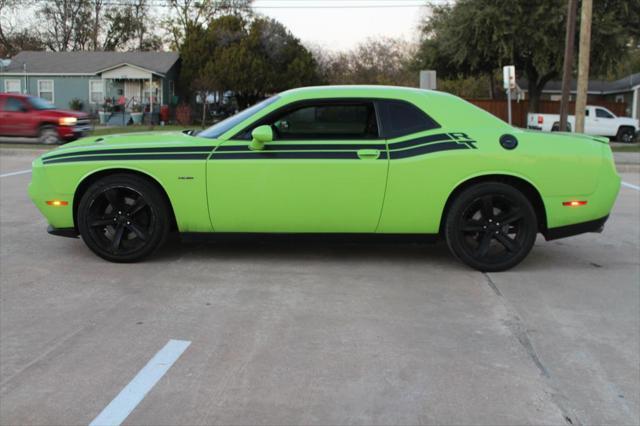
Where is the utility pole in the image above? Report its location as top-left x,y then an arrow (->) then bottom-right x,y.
559,0 -> 578,131
575,0 -> 593,133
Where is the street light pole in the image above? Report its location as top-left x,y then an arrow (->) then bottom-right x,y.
575,0 -> 593,133
559,0 -> 578,132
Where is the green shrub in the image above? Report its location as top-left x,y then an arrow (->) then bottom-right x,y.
69,98 -> 84,111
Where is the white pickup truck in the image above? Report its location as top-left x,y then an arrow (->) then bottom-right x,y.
527,105 -> 639,143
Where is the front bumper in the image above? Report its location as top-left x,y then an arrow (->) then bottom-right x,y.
57,123 -> 92,140
47,225 -> 78,238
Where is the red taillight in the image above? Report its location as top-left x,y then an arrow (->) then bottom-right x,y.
562,200 -> 587,207
46,200 -> 68,207
538,115 -> 544,124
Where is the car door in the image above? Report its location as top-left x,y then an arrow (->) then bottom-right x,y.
0,97 -> 7,135
594,107 -> 617,136
0,96 -> 29,136
207,99 -> 389,233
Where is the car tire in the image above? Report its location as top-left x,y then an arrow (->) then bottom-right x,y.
616,126 -> 635,143
551,122 -> 571,132
445,182 -> 538,272
77,174 -> 170,262
39,126 -> 61,145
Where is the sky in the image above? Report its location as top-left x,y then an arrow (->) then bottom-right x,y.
252,0 -> 442,51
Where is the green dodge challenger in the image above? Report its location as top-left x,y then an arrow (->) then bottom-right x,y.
29,86 -> 621,271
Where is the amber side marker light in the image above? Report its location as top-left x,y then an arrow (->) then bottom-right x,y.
46,200 -> 68,207
562,200 -> 587,207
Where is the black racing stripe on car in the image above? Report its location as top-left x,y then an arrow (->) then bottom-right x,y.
42,146 -> 216,161
388,141 -> 470,159
215,143 -> 387,152
42,153 -> 210,164
214,134 -> 451,153
210,151 -> 361,160
387,133 -> 452,150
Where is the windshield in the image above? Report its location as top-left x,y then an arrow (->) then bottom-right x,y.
199,96 -> 280,139
29,97 -> 56,110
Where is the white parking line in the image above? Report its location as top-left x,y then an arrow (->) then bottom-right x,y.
621,181 -> 640,191
89,339 -> 191,426
0,169 -> 31,178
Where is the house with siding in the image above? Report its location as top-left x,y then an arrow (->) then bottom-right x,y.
0,51 -> 180,118
518,73 -> 640,120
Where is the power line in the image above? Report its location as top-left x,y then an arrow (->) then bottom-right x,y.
25,0 -> 453,7
253,4 -> 433,8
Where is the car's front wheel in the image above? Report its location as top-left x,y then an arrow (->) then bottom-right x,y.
39,126 -> 61,145
77,174 -> 170,262
445,182 -> 538,272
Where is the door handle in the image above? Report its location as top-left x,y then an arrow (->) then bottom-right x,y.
357,149 -> 380,160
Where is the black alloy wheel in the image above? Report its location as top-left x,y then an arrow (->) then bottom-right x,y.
445,182 -> 537,272
77,174 -> 170,262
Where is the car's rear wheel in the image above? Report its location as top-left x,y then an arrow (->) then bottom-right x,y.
77,174 -> 170,262
445,182 -> 537,272
39,126 -> 61,145
616,126 -> 635,143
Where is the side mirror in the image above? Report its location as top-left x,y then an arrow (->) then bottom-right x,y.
20,106 -> 29,113
250,125 -> 273,151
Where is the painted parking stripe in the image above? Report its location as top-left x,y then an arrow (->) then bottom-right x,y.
621,181 -> 640,191
89,339 -> 191,426
0,169 -> 31,178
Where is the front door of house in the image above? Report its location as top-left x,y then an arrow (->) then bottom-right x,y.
124,81 -> 141,107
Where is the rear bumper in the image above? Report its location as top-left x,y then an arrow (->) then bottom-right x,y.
544,215 -> 608,241
47,225 -> 79,238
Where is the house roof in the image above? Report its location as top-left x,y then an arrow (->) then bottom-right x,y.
518,72 -> 640,94
2,51 -> 179,75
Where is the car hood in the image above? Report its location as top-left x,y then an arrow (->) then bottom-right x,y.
41,109 -> 89,119
42,131 -> 220,158
59,131 -> 215,150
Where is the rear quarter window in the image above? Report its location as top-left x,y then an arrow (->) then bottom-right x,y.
379,100 -> 439,138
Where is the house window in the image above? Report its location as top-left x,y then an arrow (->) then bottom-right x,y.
37,80 -> 54,102
89,80 -> 104,104
143,81 -> 159,105
4,79 -> 21,94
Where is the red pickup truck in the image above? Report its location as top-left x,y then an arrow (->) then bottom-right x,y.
0,93 -> 91,144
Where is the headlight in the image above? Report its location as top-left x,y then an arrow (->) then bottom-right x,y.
59,117 -> 77,126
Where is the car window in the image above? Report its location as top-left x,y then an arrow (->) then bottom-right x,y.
2,97 -> 25,112
29,97 -> 56,110
585,109 -> 589,116
199,96 -> 280,139
596,108 -> 614,119
271,103 -> 379,140
378,100 -> 439,138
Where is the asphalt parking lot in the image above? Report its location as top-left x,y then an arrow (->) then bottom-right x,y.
0,147 -> 638,426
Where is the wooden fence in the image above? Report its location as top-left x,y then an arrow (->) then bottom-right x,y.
466,99 -> 628,128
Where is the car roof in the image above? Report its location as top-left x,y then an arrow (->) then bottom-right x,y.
0,93 -> 29,99
278,85 -> 455,102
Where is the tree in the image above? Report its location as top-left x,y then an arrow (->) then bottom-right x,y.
1,0 -> 46,57
35,0 -> 156,52
37,0 -> 89,51
179,15 -> 319,119
165,0 -> 252,48
313,37 -> 417,87
416,0 -> 640,112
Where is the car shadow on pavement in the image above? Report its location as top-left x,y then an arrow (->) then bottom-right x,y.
151,234 -> 458,265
